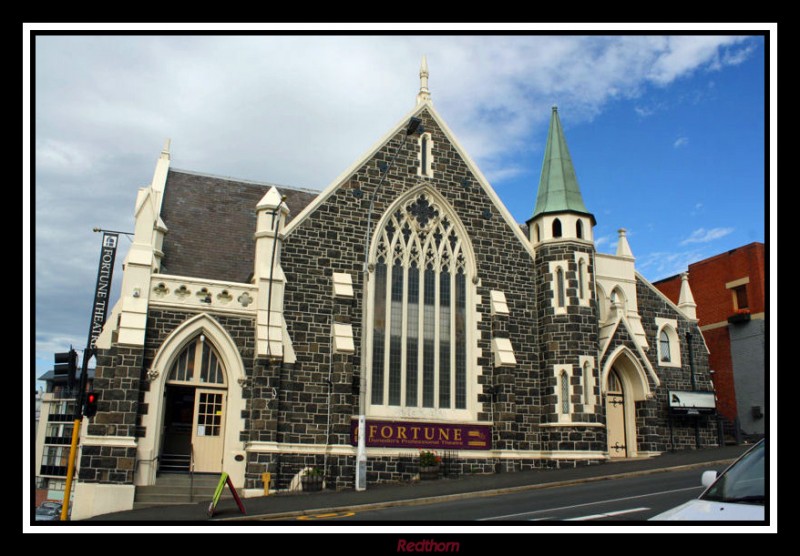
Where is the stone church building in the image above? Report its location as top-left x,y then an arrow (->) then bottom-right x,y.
72,61 -> 718,519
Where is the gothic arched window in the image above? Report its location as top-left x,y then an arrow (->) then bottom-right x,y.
560,370 -> 570,414
583,361 -> 593,405
168,335 -> 226,385
556,267 -> 566,308
370,193 -> 470,413
659,329 -> 672,363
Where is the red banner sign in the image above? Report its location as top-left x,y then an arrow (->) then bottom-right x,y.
351,419 -> 491,450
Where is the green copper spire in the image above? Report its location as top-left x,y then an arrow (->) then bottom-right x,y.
530,106 -> 595,224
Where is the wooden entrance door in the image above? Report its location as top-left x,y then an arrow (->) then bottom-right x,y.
605,369 -> 627,458
191,389 -> 226,472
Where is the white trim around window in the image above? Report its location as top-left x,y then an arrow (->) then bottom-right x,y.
655,318 -> 681,368
417,132 -> 434,178
574,252 -> 591,306
366,188 -> 476,421
579,355 -> 596,411
555,364 -> 573,422
548,261 -> 569,315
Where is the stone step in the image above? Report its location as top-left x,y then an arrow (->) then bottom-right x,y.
153,473 -> 222,486
134,490 -> 232,503
133,473 -> 232,507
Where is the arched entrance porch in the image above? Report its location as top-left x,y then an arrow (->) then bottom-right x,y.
601,346 -> 654,458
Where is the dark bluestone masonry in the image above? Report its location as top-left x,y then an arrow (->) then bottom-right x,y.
71,68 -> 719,519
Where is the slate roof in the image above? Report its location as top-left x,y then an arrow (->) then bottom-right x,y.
159,169 -> 319,283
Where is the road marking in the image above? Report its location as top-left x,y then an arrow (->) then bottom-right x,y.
564,507 -> 650,521
480,485 -> 702,521
296,511 -> 355,520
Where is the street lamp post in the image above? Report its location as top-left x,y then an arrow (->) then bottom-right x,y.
355,117 -> 422,491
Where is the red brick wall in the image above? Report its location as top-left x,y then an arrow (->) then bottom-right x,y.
703,327 -> 737,420
686,242 -> 765,327
654,243 -> 764,327
652,242 -> 764,423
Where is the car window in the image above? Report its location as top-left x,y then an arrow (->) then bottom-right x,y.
701,441 -> 765,504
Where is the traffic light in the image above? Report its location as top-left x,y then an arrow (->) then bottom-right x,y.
54,349 -> 78,388
84,391 -> 99,418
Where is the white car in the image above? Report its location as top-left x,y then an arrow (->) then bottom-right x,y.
650,439 -> 765,521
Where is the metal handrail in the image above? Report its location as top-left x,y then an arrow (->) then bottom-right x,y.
189,443 -> 195,502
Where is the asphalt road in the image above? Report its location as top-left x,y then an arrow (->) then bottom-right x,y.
287,468 -> 708,522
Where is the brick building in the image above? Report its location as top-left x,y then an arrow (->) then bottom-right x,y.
70,61 -> 718,519
654,242 -> 765,441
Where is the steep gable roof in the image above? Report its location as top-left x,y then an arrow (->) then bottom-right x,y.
283,101 -> 534,259
159,169 -> 318,283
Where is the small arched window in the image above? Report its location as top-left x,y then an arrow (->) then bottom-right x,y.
534,223 -> 540,243
659,330 -> 671,363
608,368 -> 622,392
576,220 -> 583,239
553,218 -> 562,238
610,287 -> 625,311
578,259 -> 585,299
556,267 -> 566,308
418,133 -> 433,178
583,361 -> 592,405
560,371 -> 570,414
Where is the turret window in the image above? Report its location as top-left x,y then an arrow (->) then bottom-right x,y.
555,365 -> 573,421
557,267 -> 565,308
549,261 -> 569,315
576,220 -> 583,239
583,361 -> 593,405
553,218 -> 562,238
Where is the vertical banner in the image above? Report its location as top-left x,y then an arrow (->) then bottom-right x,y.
87,232 -> 119,350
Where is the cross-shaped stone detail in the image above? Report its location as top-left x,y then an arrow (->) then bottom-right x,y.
407,196 -> 438,229
238,292 -> 254,307
153,282 -> 169,296
175,285 -> 191,298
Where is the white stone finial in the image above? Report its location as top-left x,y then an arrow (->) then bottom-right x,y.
678,272 -> 698,320
616,228 -> 634,258
160,138 -> 171,160
417,55 -> 431,105
257,186 -> 286,211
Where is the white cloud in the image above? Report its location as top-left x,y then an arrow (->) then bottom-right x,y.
680,227 -> 735,245
638,249 -> 709,280
594,235 -> 612,248
646,36 -> 750,85
673,137 -> 689,148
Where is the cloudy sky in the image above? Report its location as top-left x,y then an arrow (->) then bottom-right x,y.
26,28 -> 771,386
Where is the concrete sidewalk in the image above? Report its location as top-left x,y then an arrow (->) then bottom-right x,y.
88,444 -> 751,522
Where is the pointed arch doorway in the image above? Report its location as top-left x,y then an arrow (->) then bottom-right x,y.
160,334 -> 227,473
605,368 -> 627,457
602,347 -> 654,459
